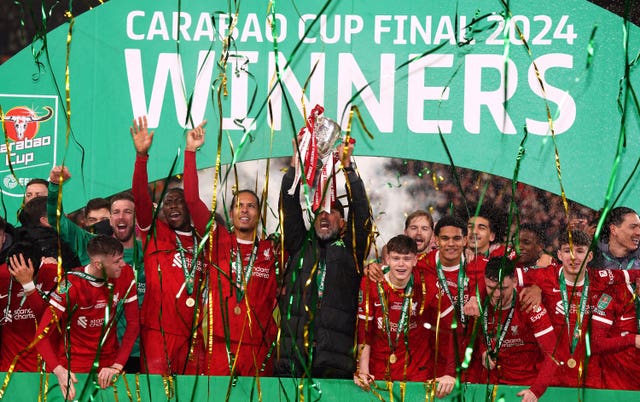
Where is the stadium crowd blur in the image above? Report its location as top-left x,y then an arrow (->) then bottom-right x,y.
388,159 -> 597,251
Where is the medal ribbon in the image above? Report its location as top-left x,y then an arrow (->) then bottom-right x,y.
559,271 -> 589,354
67,270 -> 106,283
481,289 -> 517,358
435,255 -> 467,326
175,233 -> 198,295
1,280 -> 14,324
233,239 -> 259,303
601,252 -> 636,270
376,274 -> 414,357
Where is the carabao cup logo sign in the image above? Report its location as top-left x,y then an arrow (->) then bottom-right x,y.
0,95 -> 58,198
3,106 -> 54,141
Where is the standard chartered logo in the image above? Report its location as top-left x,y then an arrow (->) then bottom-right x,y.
3,175 -> 17,190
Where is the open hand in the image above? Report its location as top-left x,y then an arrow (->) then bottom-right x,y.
185,120 -> 207,152
130,116 -> 155,156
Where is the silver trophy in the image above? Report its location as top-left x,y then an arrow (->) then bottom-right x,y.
314,115 -> 341,159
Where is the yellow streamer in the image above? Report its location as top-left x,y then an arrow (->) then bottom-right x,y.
491,384 -> 498,402
121,373 -> 136,402
112,379 -> 120,402
0,306 -> 57,399
134,374 -> 141,402
41,372 -> 49,402
161,375 -> 174,399
502,1 -> 574,251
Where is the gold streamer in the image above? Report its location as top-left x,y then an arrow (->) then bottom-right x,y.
63,11 -> 74,148
506,6 -> 592,384
275,195 -> 286,362
41,371 -> 49,402
432,287 -> 444,381
161,375 -> 174,399
54,178 -> 65,293
302,260 -> 319,351
134,374 -> 141,402
342,104 -> 376,277
205,275 -> 214,374
204,1 -> 230,372
423,379 -> 435,402
54,9 -> 76,294
501,1 -> 573,250
355,376 -> 387,402
112,380 -> 120,402
121,373 -> 136,402
37,359 -> 46,402
346,105 -> 375,140
431,171 -> 440,191
418,272 -> 426,316
298,376 -> 305,402
0,306 -> 57,399
187,286 -> 203,362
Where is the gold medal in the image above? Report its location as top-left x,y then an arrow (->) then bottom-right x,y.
389,353 -> 397,364
186,297 -> 195,308
567,358 -> 577,369
234,305 -> 242,315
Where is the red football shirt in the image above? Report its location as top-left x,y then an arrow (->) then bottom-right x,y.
357,272 -> 430,381
422,250 -> 475,378
590,277 -> 639,390
37,265 -> 138,372
133,155 -> 207,336
477,297 -> 557,398
0,263 -> 57,371
533,266 -> 622,389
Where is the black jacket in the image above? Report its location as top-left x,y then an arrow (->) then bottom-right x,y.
274,167 -> 371,378
15,225 -> 81,270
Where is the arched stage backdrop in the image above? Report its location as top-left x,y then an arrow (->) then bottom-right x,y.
1,0 -> 640,401
0,0 -> 639,218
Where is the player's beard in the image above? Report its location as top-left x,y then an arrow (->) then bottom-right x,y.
113,225 -> 134,243
316,226 -> 340,241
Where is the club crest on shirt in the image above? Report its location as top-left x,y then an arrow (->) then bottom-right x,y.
58,279 -> 71,294
511,325 -> 518,335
